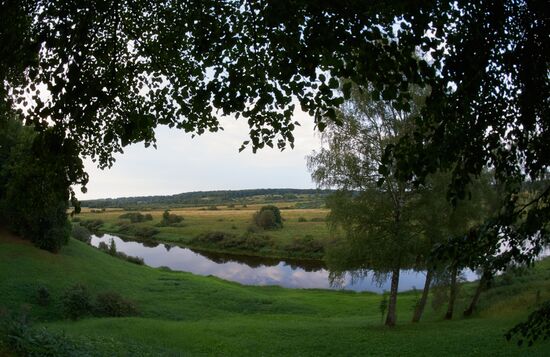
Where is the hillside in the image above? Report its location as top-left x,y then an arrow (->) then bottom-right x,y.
81,188 -> 335,209
1,232 -> 549,355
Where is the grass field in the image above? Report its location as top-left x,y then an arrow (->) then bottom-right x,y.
76,203 -> 331,259
1,231 -> 549,355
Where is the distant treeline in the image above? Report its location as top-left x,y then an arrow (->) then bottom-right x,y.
81,189 -> 335,209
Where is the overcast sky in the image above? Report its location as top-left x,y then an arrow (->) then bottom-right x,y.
78,110 -> 323,200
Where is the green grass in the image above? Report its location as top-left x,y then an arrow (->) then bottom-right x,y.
1,231 -> 549,355
77,204 -> 331,259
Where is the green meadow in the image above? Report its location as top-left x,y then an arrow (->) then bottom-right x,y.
1,231 -> 549,355
77,203 -> 331,260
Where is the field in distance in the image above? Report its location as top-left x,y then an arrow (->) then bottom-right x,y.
76,199 -> 331,260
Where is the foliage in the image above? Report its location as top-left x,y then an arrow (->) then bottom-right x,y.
94,292 -> 139,317
308,86 -> 424,326
119,212 -> 153,223
36,286 -> 50,307
71,224 -> 91,244
133,226 -> 159,239
61,284 -> 93,320
0,311 -> 86,357
80,219 -> 104,232
285,235 -> 324,255
0,116 -> 82,252
81,189 -> 332,209
192,231 -> 273,253
506,301 -> 550,347
108,238 -> 117,256
253,206 -> 283,230
96,239 -> 144,265
159,210 -> 183,227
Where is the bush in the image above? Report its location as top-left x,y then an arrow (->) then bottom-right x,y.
80,219 -> 104,232
61,284 -> 93,320
97,241 -> 109,251
309,217 -> 326,222
159,210 -> 184,227
71,224 -> 91,243
94,292 -> 138,317
95,239 -> 144,264
118,212 -> 153,223
285,235 -> 324,255
119,253 -> 145,265
297,217 -> 308,222
36,286 -> 50,307
0,311 -> 85,356
134,226 -> 159,239
253,205 -> 283,229
192,231 -> 273,252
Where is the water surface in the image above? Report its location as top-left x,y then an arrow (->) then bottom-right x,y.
91,234 -> 478,292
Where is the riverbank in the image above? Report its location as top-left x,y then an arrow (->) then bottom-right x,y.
1,232 -> 549,355
76,205 -> 331,260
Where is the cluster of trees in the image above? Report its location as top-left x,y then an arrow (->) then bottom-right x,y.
81,189 -> 332,209
308,86 -> 500,325
0,115 -> 84,252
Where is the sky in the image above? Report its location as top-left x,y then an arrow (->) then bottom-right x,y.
78,110 -> 323,200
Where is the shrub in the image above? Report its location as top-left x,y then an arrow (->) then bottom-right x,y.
118,212 -> 153,223
36,286 -> 50,307
297,217 -> 308,222
71,224 -> 91,243
253,205 -> 283,229
246,225 -> 260,233
80,219 -> 104,232
285,235 -> 324,255
134,226 -> 159,239
119,253 -> 145,265
159,210 -> 184,226
309,217 -> 326,222
0,311 -> 85,356
195,231 -> 235,244
94,292 -> 138,317
97,241 -> 109,251
61,284 -> 93,320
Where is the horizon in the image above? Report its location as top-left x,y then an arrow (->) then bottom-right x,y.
78,111 -> 323,201
80,187 -> 333,202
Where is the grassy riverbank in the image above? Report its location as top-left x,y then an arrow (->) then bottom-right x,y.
1,231 -> 549,355
76,204 -> 331,260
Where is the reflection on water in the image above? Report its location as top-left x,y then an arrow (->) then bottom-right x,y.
90,234 -> 478,292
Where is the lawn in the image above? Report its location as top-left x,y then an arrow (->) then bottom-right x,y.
1,231 -> 549,355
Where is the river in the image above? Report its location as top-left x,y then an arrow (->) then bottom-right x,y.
91,233 -> 479,292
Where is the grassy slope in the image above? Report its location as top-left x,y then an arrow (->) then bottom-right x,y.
78,205 -> 331,259
1,232 -> 549,356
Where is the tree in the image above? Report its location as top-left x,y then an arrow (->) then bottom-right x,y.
308,85 -> 423,326
412,171 -> 499,321
0,115 -> 83,252
254,205 -> 283,230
